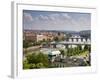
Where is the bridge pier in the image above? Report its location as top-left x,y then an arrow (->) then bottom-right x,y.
50,44 -> 90,50
65,44 -> 68,48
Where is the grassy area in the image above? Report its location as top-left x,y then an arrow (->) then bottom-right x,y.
75,51 -> 89,58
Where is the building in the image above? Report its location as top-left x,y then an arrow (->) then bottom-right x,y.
48,50 -> 61,62
36,34 -> 47,42
24,31 -> 37,41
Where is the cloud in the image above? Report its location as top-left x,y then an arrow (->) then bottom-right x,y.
78,16 -> 91,26
23,11 -> 91,31
61,13 -> 71,19
33,13 -> 71,21
23,13 -> 34,23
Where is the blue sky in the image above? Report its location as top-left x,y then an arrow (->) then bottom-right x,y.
23,10 -> 91,31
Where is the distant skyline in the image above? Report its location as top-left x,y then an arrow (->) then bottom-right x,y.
23,10 -> 91,31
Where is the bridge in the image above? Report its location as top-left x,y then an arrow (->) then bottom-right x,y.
49,40 -> 91,49
50,41 -> 91,45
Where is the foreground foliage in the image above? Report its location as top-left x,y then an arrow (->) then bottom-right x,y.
23,52 -> 49,69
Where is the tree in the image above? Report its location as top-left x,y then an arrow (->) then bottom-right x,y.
23,63 -> 30,69
78,45 -> 82,50
54,36 -> 59,42
88,46 -> 91,53
67,48 -> 73,56
61,36 -> 65,41
26,52 -> 49,68
23,40 -> 29,48
29,63 -> 36,69
42,39 -> 46,42
58,32 -> 61,36
23,40 -> 34,48
47,38 -> 51,42
84,45 -> 89,51
36,52 -> 49,67
23,61 -> 36,69
60,49 -> 65,56
36,63 -> 44,68
23,60 -> 30,69
26,53 -> 36,64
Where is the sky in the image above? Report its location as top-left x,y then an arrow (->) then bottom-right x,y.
23,10 -> 91,31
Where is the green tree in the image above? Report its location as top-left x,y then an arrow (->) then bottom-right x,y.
23,40 -> 29,48
36,63 -> 44,68
78,45 -> 82,50
27,53 -> 39,64
60,49 -> 65,56
26,52 -> 49,68
58,32 -> 61,36
29,63 -> 36,69
36,52 -> 49,67
84,45 -> 89,51
54,36 -> 59,42
23,60 -> 30,69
